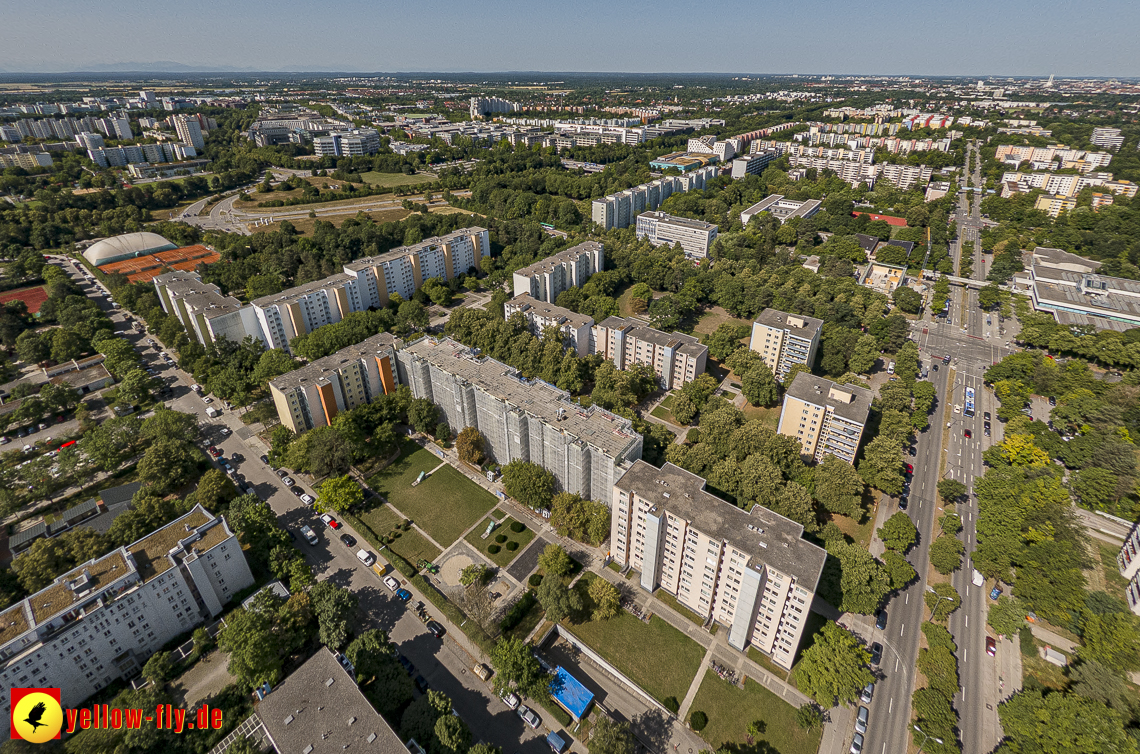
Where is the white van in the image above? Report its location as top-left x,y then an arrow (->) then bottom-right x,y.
300,525 -> 318,545
887,361 -> 895,375
357,549 -> 376,567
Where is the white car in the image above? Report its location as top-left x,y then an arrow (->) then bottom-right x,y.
219,427 -> 231,436
383,576 -> 399,592
500,691 -> 520,710
203,396 -> 213,404
300,493 -> 314,506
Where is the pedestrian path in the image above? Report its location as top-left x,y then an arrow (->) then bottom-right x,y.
678,641 -> 717,719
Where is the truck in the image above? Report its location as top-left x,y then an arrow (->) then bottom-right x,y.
205,406 -> 219,418
972,569 -> 984,587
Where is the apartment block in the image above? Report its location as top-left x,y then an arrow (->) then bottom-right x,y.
0,505 -> 252,711
778,372 -> 873,464
270,333 -> 401,434
254,227 -> 489,351
749,309 -> 823,380
0,152 -> 53,169
610,460 -> 825,669
396,337 -> 642,503
1122,524 -> 1140,615
313,128 -> 381,157
634,211 -> 719,260
740,195 -> 822,226
153,270 -> 265,347
592,316 -> 707,390
730,151 -> 776,179
504,294 -> 594,356
1091,127 -> 1124,151
591,166 -> 718,231
173,114 -> 205,150
1034,194 -> 1077,218
512,241 -> 604,303
877,163 -> 933,190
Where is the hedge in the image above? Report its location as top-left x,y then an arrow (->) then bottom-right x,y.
340,510 -> 418,578
536,694 -> 572,727
499,590 -> 538,634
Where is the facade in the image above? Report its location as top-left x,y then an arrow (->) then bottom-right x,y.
749,309 -> 823,380
512,241 -> 604,303
740,195 -> 822,226
634,211 -> 719,260
0,505 -> 252,711
173,115 -> 205,150
504,294 -> 594,357
610,461 -> 825,669
470,97 -> 520,119
154,271 -> 265,347
591,166 -> 718,231
313,128 -> 381,157
1121,524 -> 1140,616
592,317 -> 707,390
777,372 -> 873,465
730,151 -> 776,179
396,337 -> 642,503
254,228 -> 489,351
1091,127 -> 1125,151
269,333 -> 401,434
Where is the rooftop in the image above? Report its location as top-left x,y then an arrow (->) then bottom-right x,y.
595,316 -> 707,359
400,337 -> 641,459
50,363 -> 111,389
257,647 -> 408,754
253,272 -> 353,308
127,506 -> 230,582
0,603 -> 30,647
637,211 -> 719,232
100,244 -> 219,283
29,549 -> 130,625
270,333 -> 400,392
785,372 -> 873,425
344,226 -> 488,274
615,461 -> 827,587
505,294 -> 593,330
1031,246 -> 1101,274
753,309 -> 823,339
513,241 -> 604,279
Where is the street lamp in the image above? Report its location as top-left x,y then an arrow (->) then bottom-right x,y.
925,585 -> 955,622
913,724 -> 944,753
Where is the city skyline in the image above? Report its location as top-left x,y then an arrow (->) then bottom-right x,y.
2,0 -> 1138,76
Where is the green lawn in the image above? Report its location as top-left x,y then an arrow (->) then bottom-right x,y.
653,590 -> 705,627
689,670 -> 822,754
566,577 -> 705,705
358,171 -> 436,188
359,503 -> 441,565
464,515 -> 536,568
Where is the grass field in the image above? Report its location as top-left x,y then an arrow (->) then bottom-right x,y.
359,171 -> 437,188
252,208 -> 411,235
740,404 -> 781,429
359,503 -> 441,565
693,307 -> 752,336
464,515 -> 536,568
688,671 -> 821,754
652,590 -> 705,626
1100,542 -> 1131,594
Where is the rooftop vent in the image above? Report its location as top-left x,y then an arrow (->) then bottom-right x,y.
325,677 -> 335,687
285,715 -> 295,725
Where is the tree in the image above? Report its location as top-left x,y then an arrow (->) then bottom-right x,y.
397,300 -> 430,331
929,535 -> 964,575
316,475 -> 363,515
858,436 -> 905,495
219,590 -> 299,688
456,426 -> 486,466
433,715 -> 471,754
795,704 -> 824,732
401,690 -> 452,751
892,286 -> 922,314
539,544 -> 573,577
825,542 -> 892,615
987,595 -> 1026,636
793,622 -> 874,707
309,581 -> 359,649
117,368 -> 155,404
925,583 -> 961,622
936,478 -> 967,505
460,564 -> 489,586
536,575 -> 582,623
408,397 -> 439,434
141,651 -> 175,685
878,512 -> 917,552
16,329 -> 49,364
588,717 -> 634,754
1079,613 -> 1140,673
741,361 -> 779,407
997,689 -> 1137,754
490,635 -> 546,698
550,493 -> 610,545
814,454 -> 865,517
978,283 -> 1002,310
847,334 -> 880,375
191,468 -> 233,513
502,460 -> 556,509
882,549 -> 917,590
50,328 -> 86,362
588,578 -> 621,621
306,426 -> 353,477
141,408 -> 198,443
137,438 -> 198,494
1068,660 -> 1139,717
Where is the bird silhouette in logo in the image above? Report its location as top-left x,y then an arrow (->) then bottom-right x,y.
24,701 -> 47,733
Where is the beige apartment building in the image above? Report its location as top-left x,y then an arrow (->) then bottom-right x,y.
778,372 -> 872,464
749,309 -> 823,380
592,316 -> 708,390
610,461 -> 826,669
504,294 -> 594,356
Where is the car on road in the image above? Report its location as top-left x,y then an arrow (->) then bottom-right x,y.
984,411 -> 991,421
473,663 -> 493,682
414,674 -> 429,693
281,476 -> 295,486
517,706 -> 540,730
501,691 -> 520,710
300,525 -> 318,545
300,493 -> 315,505
860,682 -> 874,704
905,463 -> 914,474
990,586 -> 1002,600
898,495 -> 908,511
290,485 -> 304,497
870,642 -> 883,666
876,611 -> 888,630
356,550 -> 375,567
260,455 -> 270,464
426,621 -> 446,638
384,576 -> 400,592
339,533 -> 357,548
986,636 -> 997,656
320,514 -> 340,529
855,706 -> 869,735
396,588 -> 412,602
219,427 -> 231,436
849,733 -> 864,754
964,429 -> 972,438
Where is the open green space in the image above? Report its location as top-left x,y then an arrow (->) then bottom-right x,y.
1100,542 -> 1131,594
652,590 -> 705,627
358,171 -> 437,188
464,514 -> 536,568
689,670 -> 822,754
359,503 -> 441,565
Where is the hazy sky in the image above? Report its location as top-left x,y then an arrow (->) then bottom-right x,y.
4,0 -> 1138,75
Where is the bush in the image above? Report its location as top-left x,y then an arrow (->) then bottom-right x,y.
510,521 -> 525,533
529,574 -> 543,588
499,591 -> 538,633
536,695 -> 572,727
1019,626 -> 1035,657
689,711 -> 708,731
505,541 -> 519,551
488,544 -> 501,554
495,534 -> 508,544
663,696 -> 680,714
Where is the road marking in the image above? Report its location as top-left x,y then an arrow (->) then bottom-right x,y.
905,593 -> 909,604
895,656 -> 899,671
965,615 -> 969,627
888,697 -> 894,714
900,623 -> 905,636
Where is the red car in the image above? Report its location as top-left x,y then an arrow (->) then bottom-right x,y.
207,445 -> 222,457
320,514 -> 340,530
964,429 -> 972,439
986,637 -> 997,656
905,463 -> 914,474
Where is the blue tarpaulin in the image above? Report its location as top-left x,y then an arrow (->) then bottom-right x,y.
550,666 -> 594,719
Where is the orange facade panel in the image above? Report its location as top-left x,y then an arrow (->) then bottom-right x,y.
316,382 -> 339,425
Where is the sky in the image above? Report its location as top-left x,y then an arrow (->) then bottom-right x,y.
3,0 -> 1138,76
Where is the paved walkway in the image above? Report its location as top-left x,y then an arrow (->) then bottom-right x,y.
678,642 -> 717,720
1030,624 -> 1078,652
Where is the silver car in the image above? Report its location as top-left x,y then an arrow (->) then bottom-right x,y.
855,706 -> 869,735
517,705 -> 540,730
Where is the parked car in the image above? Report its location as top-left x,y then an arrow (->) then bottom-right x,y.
281,476 -> 295,486
219,427 -> 231,436
905,463 -> 914,474
289,485 -> 304,497
299,525 -> 318,545
860,682 -> 875,705
870,642 -> 883,666
517,706 -> 540,730
396,588 -> 412,602
473,663 -> 493,681
339,533 -> 357,548
990,586 -> 1002,600
230,452 -> 243,462
501,691 -> 520,710
384,576 -> 400,592
398,655 -> 413,674
850,733 -> 864,754
426,621 -> 446,638
855,706 -> 869,735
414,674 -> 429,693
898,495 -> 908,511
986,637 -> 997,657
222,462 -> 233,474
356,549 -> 375,567
300,494 -> 315,505
260,455 -> 270,464
320,514 -> 340,529
876,611 -> 888,631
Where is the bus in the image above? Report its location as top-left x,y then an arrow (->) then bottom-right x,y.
964,386 -> 976,418
540,222 -> 554,230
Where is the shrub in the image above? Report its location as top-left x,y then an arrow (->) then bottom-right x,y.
495,534 -> 508,544
505,541 -> 519,551
689,711 -> 708,731
1019,626 -> 1035,657
488,544 -> 501,554
499,591 -> 538,633
510,521 -> 525,533
529,574 -> 543,588
663,696 -> 679,714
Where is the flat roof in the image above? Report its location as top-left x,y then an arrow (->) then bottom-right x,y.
784,372 -> 873,425
513,241 -> 603,279
50,363 -> 111,389
753,309 -> 823,339
1031,246 -> 1101,273
29,549 -> 130,625
400,337 -> 640,459
257,648 -> 408,754
253,272 -> 353,308
270,333 -> 400,392
127,506 -> 227,582
551,667 -> 594,719
638,211 -> 718,232
505,294 -> 593,329
614,461 -> 827,587
344,226 -> 488,273
595,316 -> 707,359
0,603 -> 30,647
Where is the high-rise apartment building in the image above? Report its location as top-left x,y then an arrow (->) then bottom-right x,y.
270,333 -> 401,434
75,131 -> 104,150
470,97 -> 520,119
173,114 -> 205,150
634,211 -> 719,259
153,271 -> 266,347
591,167 -> 718,231
749,309 -> 823,380
0,505 -> 252,711
512,241 -> 604,303
396,337 -> 642,503
610,460 -> 825,669
592,317 -> 707,390
313,129 -> 381,157
777,372 -> 872,464
1091,127 -> 1124,151
730,151 -> 777,179
504,294 -> 594,357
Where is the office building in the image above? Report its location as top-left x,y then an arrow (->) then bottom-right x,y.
153,270 -> 265,347
1091,127 -> 1125,151
313,129 -> 381,157
777,372 -> 873,465
512,241 -> 604,303
740,195 -> 822,226
1026,246 -> 1140,331
504,294 -> 594,356
173,114 -> 205,150
396,337 -> 642,503
730,151 -> 777,179
610,460 -> 825,670
270,333 -> 401,434
749,309 -> 823,380
0,505 -> 253,711
592,317 -> 707,390
254,228 -> 489,351
634,211 -> 719,260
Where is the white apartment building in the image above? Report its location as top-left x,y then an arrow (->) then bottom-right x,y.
777,373 -> 873,465
749,309 -> 823,380
0,153 -> 53,169
512,241 -> 604,303
96,117 -> 132,141
634,211 -> 719,259
173,114 -> 205,150
1091,127 -> 1124,151
396,337 -> 642,503
592,316 -> 707,390
153,271 -> 266,347
686,135 -> 740,162
1001,171 -> 1137,199
313,129 -> 381,157
0,505 -> 252,711
75,131 -> 104,150
504,294 -> 594,356
741,195 -> 822,226
611,461 -> 826,669
591,167 -> 718,231
470,97 -> 520,119
877,163 -> 934,190
730,151 -> 776,179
